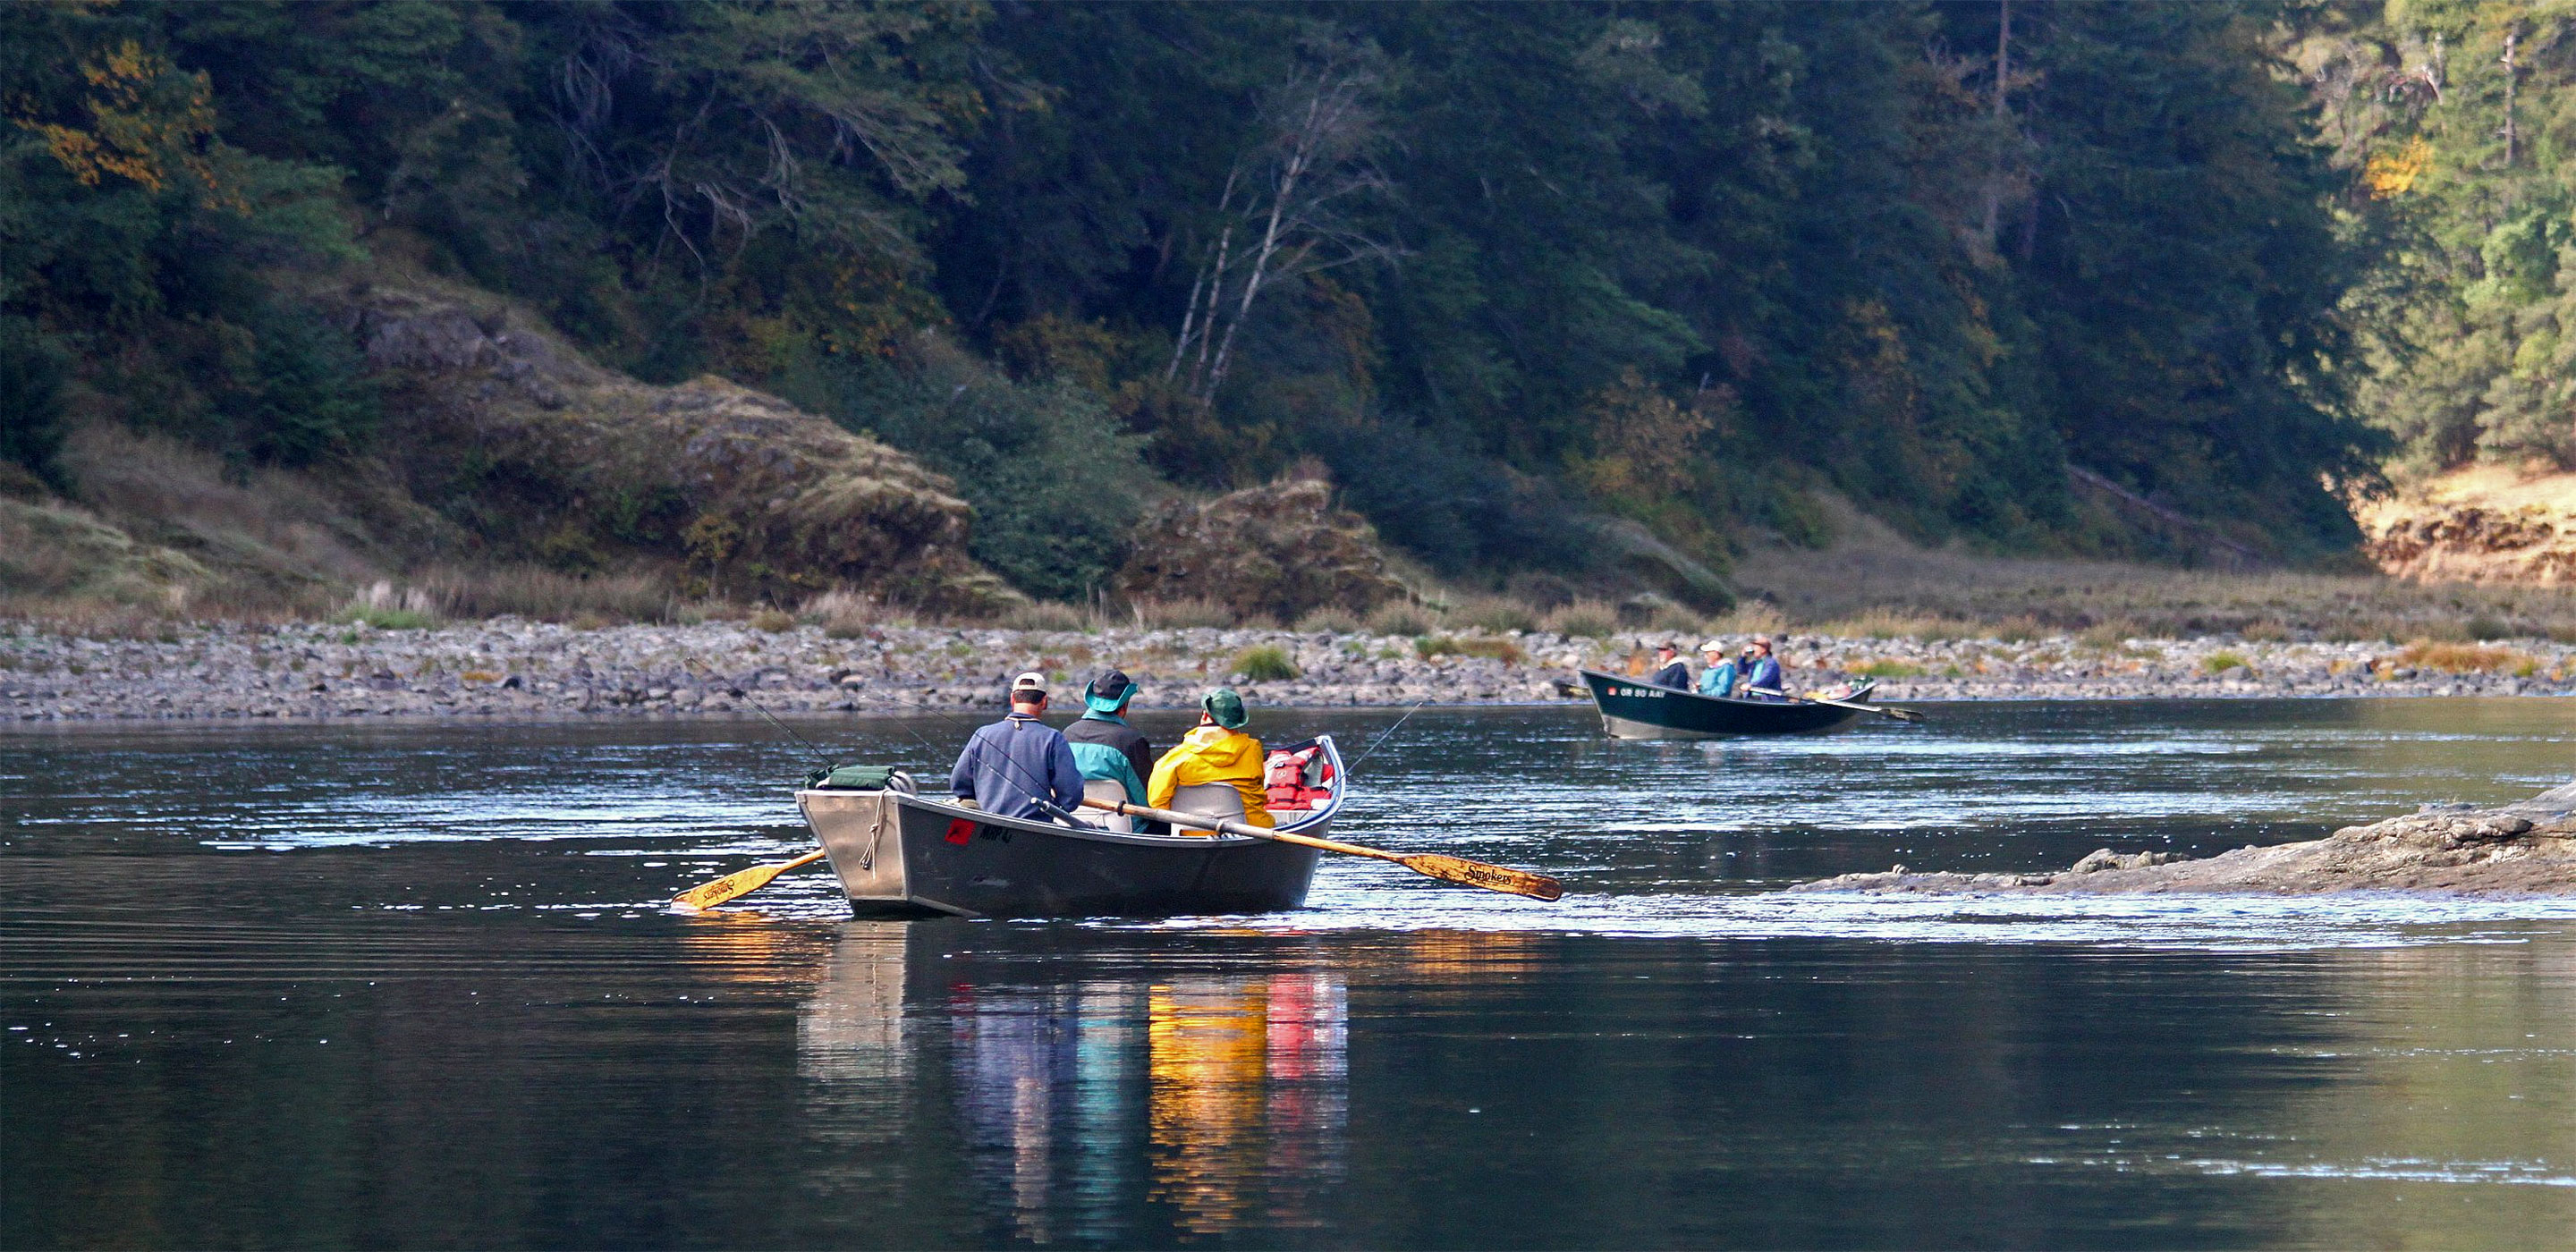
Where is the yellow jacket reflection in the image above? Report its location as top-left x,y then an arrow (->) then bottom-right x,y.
1146,725 -> 1272,828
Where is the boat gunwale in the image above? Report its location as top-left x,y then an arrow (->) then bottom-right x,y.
793,733 -> 1347,850
1574,667 -> 1876,710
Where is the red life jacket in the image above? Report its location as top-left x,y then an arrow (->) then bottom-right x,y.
1265,747 -> 1331,810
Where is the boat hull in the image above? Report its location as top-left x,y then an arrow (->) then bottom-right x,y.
1579,669 -> 1871,738
798,736 -> 1343,918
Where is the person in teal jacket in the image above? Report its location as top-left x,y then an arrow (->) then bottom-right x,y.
1695,639 -> 1739,698
1063,669 -> 1150,804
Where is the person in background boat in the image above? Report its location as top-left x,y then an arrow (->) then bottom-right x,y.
1063,669 -> 1152,804
1741,635 -> 1786,702
1147,687 -> 1273,828
1696,639 -> 1739,698
1649,642 -> 1691,689
948,672 -> 1085,820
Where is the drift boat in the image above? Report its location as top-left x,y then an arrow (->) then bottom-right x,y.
1578,669 -> 1876,739
796,735 -> 1347,918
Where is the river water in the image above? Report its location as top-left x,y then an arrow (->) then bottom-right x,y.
4,700 -> 2572,1248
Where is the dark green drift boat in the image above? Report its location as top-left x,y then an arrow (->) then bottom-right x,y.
796,735 -> 1346,918
1578,669 -> 1875,739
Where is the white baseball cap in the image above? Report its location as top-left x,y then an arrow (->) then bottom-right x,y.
1699,639 -> 1726,653
1009,672 -> 1046,698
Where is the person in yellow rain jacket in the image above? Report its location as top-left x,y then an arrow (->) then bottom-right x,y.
1146,687 -> 1272,829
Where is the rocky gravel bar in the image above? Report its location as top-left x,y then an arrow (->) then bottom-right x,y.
4,621 -> 2574,723
1794,781 -> 2576,896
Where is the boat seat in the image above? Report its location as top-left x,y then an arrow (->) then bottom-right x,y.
1169,782 -> 1244,837
1080,778 -> 1132,833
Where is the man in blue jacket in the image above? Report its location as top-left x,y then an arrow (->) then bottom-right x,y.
1741,636 -> 1786,702
949,672 -> 1085,820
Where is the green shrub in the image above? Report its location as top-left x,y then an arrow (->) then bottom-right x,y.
2466,614 -> 2513,641
336,606 -> 437,630
1232,644 -> 1301,681
2201,650 -> 2251,674
1852,659 -> 1923,679
0,317 -> 67,486
823,340 -> 1145,602
750,608 -> 797,633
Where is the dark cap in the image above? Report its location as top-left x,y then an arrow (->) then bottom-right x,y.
1084,669 -> 1138,714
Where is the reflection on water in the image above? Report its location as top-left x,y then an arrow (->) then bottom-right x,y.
798,927 -> 1348,1242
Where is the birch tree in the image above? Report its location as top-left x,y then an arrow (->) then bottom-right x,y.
1166,36 -> 1401,407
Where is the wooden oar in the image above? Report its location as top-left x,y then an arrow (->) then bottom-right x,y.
1078,798 -> 1563,901
672,848 -> 828,909
1748,687 -> 1926,723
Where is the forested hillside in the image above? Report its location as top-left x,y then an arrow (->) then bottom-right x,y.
5,0 -> 2558,609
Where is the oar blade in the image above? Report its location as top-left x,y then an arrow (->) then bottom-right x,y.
673,862 -> 786,910
1881,706 -> 1926,723
1399,852 -> 1564,901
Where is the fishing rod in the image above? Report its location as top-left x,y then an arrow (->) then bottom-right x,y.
682,657 -> 840,772
1347,698 -> 1428,772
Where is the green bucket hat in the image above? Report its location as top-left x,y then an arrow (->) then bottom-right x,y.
1201,686 -> 1250,730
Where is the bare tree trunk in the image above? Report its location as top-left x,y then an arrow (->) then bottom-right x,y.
1202,131 -> 1313,402
2501,25 -> 2519,167
1166,170 -> 1241,385
1980,0 -> 2012,248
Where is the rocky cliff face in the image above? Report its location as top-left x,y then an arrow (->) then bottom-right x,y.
342,283 -> 1017,612
2357,465 -> 2576,586
1111,478 -> 1407,621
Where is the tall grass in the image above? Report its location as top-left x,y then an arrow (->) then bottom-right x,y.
1129,597 -> 1238,630
410,565 -> 677,623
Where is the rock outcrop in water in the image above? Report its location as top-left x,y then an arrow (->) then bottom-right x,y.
1795,782 -> 2576,897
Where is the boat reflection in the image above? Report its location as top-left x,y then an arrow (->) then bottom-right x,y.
794,927 -> 1349,1242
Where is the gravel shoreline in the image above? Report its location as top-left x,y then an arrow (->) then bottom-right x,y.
4,620 -> 2573,724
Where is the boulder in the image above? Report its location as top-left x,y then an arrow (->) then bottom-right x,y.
1112,478 -> 1406,622
343,283 -> 1016,613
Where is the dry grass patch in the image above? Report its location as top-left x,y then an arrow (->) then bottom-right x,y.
1130,597 -> 1238,630
1445,595 -> 1538,634
1416,636 -> 1527,664
1293,606 -> 1364,633
2395,640 -> 2537,674
1363,600 -> 1433,637
411,564 -> 677,623
1541,598 -> 1620,639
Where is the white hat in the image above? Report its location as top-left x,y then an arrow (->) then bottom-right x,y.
1009,672 -> 1046,698
1700,639 -> 1726,653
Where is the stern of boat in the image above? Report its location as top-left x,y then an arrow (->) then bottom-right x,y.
798,786 -> 916,911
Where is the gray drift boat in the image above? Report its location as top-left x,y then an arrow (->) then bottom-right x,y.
1579,669 -> 1875,739
797,735 -> 1347,918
